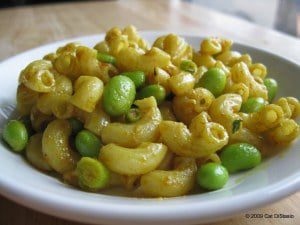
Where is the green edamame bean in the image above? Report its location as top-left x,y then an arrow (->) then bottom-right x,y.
125,108 -> 141,123
180,60 -> 197,74
264,78 -> 278,102
97,52 -> 116,65
138,84 -> 166,104
220,143 -> 261,173
197,67 -> 226,96
120,71 -> 145,89
197,162 -> 229,190
240,97 -> 266,113
76,157 -> 110,190
102,75 -> 136,116
75,130 -> 102,157
2,120 -> 28,152
68,118 -> 83,135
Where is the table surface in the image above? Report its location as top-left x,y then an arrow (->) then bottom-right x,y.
0,0 -> 299,224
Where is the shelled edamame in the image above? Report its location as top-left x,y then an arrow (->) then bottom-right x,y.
264,78 -> 278,102
102,75 -> 136,116
196,68 -> 226,96
75,130 -> 102,157
138,84 -> 166,104
2,120 -> 28,152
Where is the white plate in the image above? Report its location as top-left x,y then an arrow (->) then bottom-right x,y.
0,32 -> 299,225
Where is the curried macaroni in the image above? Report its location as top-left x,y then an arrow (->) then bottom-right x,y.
2,25 -> 299,198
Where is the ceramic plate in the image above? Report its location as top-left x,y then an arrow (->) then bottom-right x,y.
0,32 -> 299,225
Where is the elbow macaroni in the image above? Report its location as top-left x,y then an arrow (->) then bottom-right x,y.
16,84 -> 39,116
153,34 -> 193,66
99,142 -> 167,175
275,97 -> 300,119
168,71 -> 195,96
70,76 -> 104,112
266,119 -> 300,145
160,112 -> 228,157
26,133 -> 52,171
19,60 -> 55,92
244,104 -> 284,133
230,62 -> 268,100
140,157 -> 197,197
173,87 -> 214,125
42,119 -> 79,173
209,94 -> 243,134
101,97 -> 162,147
84,105 -> 110,136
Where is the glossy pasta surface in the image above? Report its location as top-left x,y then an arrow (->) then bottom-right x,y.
8,25 -> 300,198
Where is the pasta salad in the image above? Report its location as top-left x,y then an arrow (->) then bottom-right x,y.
2,25 -> 300,197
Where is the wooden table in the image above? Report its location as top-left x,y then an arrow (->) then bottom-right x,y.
0,0 -> 299,224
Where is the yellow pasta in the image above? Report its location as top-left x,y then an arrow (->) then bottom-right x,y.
101,97 -> 162,147
53,74 -> 73,95
193,52 -> 216,68
196,153 -> 221,166
42,119 -> 79,173
226,83 -> 249,102
266,118 -> 300,145
230,62 -> 268,100
250,63 -> 267,79
232,54 -> 252,67
16,84 -> 39,116
97,62 -> 119,84
43,53 -> 57,63
200,38 -> 222,55
219,38 -> 233,52
70,76 -> 104,112
122,25 -> 149,50
216,51 -> 241,66
173,87 -> 214,124
77,46 -> 102,77
57,42 -> 80,54
99,142 -> 167,175
140,157 -> 197,197
168,71 -> 195,96
156,150 -> 174,170
54,44 -> 105,80
94,41 -> 110,54
209,94 -> 242,133
30,106 -> 54,132
97,25 -> 148,58
54,51 -> 80,78
153,34 -> 193,66
19,60 -> 55,92
26,133 -> 52,171
160,112 -> 228,157
275,97 -> 300,119
214,60 -> 231,76
158,101 -> 177,121
121,175 -> 140,191
37,93 -> 73,119
148,67 -> 171,93
244,104 -> 284,133
84,106 -> 110,136
229,127 -> 264,149
116,47 -> 171,74
34,73 -> 73,118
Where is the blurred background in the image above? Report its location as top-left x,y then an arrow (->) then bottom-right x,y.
0,0 -> 299,37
